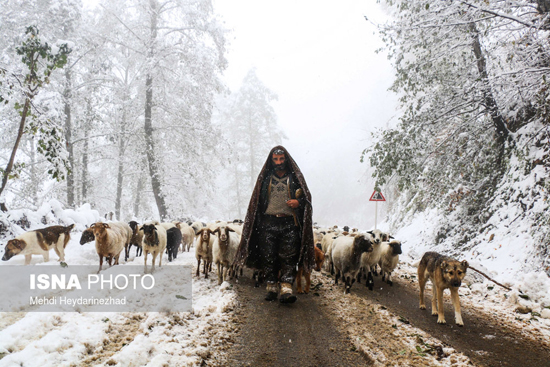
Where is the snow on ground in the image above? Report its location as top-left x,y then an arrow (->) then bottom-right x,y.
0,201 -> 237,366
314,271 -> 474,367
2,199 -> 550,365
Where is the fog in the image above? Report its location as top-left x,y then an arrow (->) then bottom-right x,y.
215,1 -> 398,228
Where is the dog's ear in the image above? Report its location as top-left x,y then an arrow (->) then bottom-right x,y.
461,260 -> 469,269
440,261 -> 447,269
9,239 -> 24,250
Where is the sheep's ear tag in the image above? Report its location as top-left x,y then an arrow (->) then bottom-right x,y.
295,188 -> 303,198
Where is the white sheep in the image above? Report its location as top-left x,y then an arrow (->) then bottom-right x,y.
141,223 -> 167,273
227,222 -> 243,235
195,227 -> 215,278
190,221 -> 204,235
212,225 -> 241,285
331,234 -> 373,294
359,229 -> 391,290
320,231 -> 338,273
159,222 -> 176,231
378,240 -> 402,286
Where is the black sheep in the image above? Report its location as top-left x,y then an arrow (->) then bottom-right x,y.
166,227 -> 182,262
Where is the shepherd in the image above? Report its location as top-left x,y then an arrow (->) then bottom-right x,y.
234,146 -> 315,303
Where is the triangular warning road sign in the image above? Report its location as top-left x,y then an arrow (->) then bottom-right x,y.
369,191 -> 386,202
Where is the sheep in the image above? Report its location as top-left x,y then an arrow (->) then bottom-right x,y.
378,240 -> 402,286
80,227 -> 95,245
91,222 -> 126,273
190,221 -> 204,235
227,222 -> 243,235
313,229 -> 325,247
195,227 -> 215,278
212,225 -> 241,285
128,221 -> 143,259
166,227 -> 182,262
331,234 -> 373,294
321,232 -> 338,273
141,223 -> 167,273
160,222 -> 176,231
359,229 -> 391,290
104,221 -> 133,262
366,229 -> 391,275
175,222 -> 195,252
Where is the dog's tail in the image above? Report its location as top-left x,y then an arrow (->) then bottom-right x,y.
63,224 -> 75,234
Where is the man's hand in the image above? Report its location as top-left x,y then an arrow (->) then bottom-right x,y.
286,199 -> 299,209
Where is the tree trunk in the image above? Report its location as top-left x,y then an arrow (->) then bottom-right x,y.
29,137 -> 39,206
144,0 -> 168,220
115,95 -> 128,220
115,140 -> 125,220
0,98 -> 31,199
470,24 -> 509,140
64,67 -> 75,207
537,0 -> 550,13
81,103 -> 90,204
133,175 -> 144,218
470,23 -> 509,165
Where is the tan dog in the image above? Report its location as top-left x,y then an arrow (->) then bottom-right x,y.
418,251 -> 469,326
2,224 -> 75,265
297,246 -> 325,294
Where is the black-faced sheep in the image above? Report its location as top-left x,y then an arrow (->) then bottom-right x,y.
166,227 -> 182,262
128,221 -> 143,259
360,229 -> 391,290
80,227 -> 95,245
379,240 -> 402,286
141,224 -> 167,273
331,234 -> 373,294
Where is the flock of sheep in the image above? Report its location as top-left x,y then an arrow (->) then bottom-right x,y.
80,220 -> 242,281
80,219 -> 401,297
316,226 -> 402,294
4,218 -> 401,296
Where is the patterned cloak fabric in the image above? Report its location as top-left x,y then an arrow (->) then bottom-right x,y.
233,145 -> 315,272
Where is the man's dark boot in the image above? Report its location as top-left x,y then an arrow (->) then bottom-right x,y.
279,282 -> 297,304
265,282 -> 278,301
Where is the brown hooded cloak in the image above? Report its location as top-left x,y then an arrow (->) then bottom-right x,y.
234,145 -> 315,272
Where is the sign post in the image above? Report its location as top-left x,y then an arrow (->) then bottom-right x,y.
369,190 -> 386,229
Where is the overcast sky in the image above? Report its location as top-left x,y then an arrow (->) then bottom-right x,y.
215,1 -> 398,228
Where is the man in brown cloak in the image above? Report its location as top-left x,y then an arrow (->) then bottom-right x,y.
234,146 -> 315,303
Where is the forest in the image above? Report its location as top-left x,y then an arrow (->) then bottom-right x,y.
0,0 -> 285,225
365,0 -> 550,273
1,0 -> 550,273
